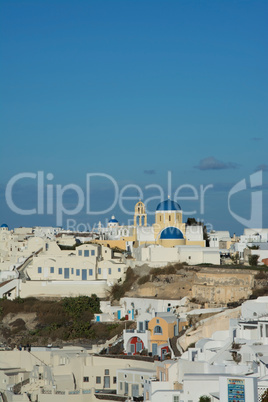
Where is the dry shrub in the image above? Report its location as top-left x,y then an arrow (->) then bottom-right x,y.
138,275 -> 150,285
250,286 -> 268,299
255,271 -> 268,280
110,268 -> 137,301
10,318 -> 26,330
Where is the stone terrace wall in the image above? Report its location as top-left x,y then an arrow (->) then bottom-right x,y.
192,271 -> 254,305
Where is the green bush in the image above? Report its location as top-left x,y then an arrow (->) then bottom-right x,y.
249,254 -> 259,266
62,294 -> 101,317
199,396 -> 211,402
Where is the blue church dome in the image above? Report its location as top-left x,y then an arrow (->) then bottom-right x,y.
156,199 -> 181,211
108,216 -> 118,223
1,224 -> 8,228
160,227 -> 184,240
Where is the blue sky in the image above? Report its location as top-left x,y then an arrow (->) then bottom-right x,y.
0,0 -> 267,234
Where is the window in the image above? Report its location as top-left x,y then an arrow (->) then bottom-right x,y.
50,267 -> 54,274
108,268 -> 111,275
84,250 -> 89,257
38,267 -> 42,274
98,268 -> 101,275
156,319 -> 159,323
120,382 -> 123,391
71,268 -> 74,275
169,215 -> 171,221
83,377 -> 89,382
96,376 -> 101,384
113,377 -> 117,384
154,325 -> 162,334
89,269 -> 93,276
139,322 -> 143,331
58,268 -> 62,275
104,369 -> 109,375
145,321 -> 149,330
78,250 -> 82,256
91,250 -> 95,256
118,268 -> 121,272
173,396 -> 179,402
76,269 -> 80,276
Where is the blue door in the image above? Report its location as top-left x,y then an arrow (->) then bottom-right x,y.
64,268 -> 69,279
152,343 -> 158,356
117,310 -> 121,320
82,269 -> 87,280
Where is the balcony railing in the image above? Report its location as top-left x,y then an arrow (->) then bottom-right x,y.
125,329 -> 147,334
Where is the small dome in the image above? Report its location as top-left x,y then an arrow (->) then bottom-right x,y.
156,199 -> 181,211
160,227 -> 184,240
108,215 -> 119,223
1,224 -> 8,228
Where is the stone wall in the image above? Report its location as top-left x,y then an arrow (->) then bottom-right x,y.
192,271 -> 254,305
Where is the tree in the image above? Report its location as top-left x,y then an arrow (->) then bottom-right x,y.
249,254 -> 259,266
248,245 -> 260,250
186,218 -> 208,242
186,217 -> 199,226
199,396 -> 211,402
231,252 -> 239,265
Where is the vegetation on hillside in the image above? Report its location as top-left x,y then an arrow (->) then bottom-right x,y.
110,267 -> 138,301
0,295 -> 130,347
